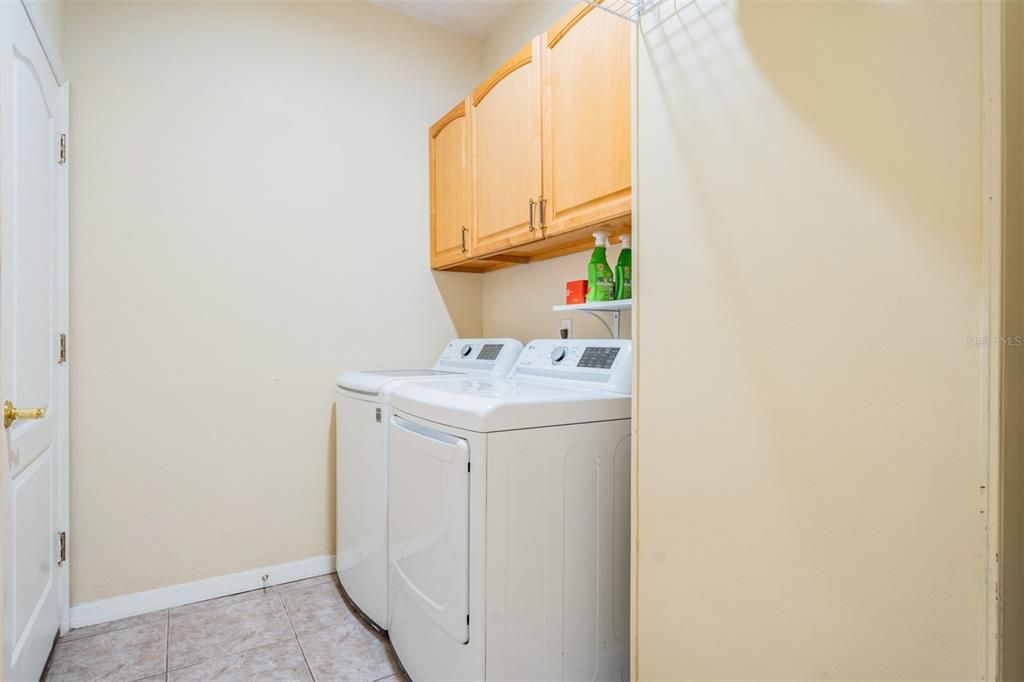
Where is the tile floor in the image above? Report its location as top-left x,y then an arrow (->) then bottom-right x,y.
44,575 -> 403,682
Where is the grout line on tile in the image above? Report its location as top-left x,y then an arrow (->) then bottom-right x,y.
165,633 -> 297,674
167,588 -> 270,621
279,579 -> 341,601
61,611 -> 167,645
165,584 -> 294,672
275,586 -> 317,682
128,673 -> 165,682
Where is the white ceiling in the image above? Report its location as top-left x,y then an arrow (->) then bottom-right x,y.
367,0 -> 523,39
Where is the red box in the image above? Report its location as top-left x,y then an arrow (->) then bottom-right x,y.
565,280 -> 588,305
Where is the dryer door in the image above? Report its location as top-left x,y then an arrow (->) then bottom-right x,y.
388,415 -> 470,644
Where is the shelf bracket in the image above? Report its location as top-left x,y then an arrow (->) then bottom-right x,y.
552,300 -> 630,340
580,310 -> 621,339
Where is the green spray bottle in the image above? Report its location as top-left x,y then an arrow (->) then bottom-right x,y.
586,230 -> 615,302
614,235 -> 632,300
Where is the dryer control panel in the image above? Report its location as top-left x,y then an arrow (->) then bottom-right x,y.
511,339 -> 632,395
434,338 -> 523,376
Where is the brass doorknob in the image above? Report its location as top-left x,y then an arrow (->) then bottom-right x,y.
4,400 -> 45,429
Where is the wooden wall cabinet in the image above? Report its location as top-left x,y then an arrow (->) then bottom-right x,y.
429,99 -> 473,269
470,39 -> 544,258
541,4 -> 631,238
430,3 -> 631,272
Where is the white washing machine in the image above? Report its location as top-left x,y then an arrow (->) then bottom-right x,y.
387,339 -> 632,681
334,338 -> 522,630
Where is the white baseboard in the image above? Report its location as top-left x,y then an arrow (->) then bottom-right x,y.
69,554 -> 336,629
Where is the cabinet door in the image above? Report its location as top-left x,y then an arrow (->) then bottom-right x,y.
541,4 -> 631,237
470,39 -> 543,256
430,99 -> 472,268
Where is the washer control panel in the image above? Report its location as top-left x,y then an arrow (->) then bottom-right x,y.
577,346 -> 620,369
476,343 -> 504,361
512,339 -> 632,394
434,338 -> 524,376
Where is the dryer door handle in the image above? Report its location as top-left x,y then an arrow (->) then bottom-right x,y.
391,415 -> 465,448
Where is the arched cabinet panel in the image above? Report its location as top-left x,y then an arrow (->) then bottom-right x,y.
430,99 -> 473,269
470,39 -> 544,257
541,4 -> 631,237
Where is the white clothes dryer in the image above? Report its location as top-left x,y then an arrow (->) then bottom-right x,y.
387,339 -> 632,681
334,338 -> 522,630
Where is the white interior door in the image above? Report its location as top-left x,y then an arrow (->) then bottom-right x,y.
0,2 -> 69,679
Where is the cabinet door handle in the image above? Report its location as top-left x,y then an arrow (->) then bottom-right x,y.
528,198 -> 537,231
539,196 -> 547,228
461,226 -> 468,253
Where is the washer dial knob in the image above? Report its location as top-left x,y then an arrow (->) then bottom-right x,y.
460,344 -> 473,358
550,346 -> 568,364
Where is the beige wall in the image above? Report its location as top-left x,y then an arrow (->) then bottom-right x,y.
62,0 -> 621,610
636,1 -> 986,678
65,1 -> 482,604
37,0 -> 67,57
479,0 -> 632,343
480,0 -> 575,74
1002,0 -> 1024,676
482,252 -> 631,341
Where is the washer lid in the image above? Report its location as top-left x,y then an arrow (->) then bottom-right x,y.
389,377 -> 630,433
336,369 -> 458,396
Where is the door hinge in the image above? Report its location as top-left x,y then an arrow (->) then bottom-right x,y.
58,333 -> 67,364
58,133 -> 66,165
375,408 -> 382,423
57,531 -> 66,566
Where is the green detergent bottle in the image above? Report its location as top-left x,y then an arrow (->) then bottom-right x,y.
586,230 -> 615,302
614,235 -> 632,300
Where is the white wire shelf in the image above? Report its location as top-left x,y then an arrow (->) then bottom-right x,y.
584,0 -> 671,22
552,299 -> 633,313
553,300 -> 632,338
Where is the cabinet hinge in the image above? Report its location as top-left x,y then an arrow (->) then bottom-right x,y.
58,133 -> 66,165
57,531 -> 66,565
375,408 -> 382,423
58,333 -> 67,364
